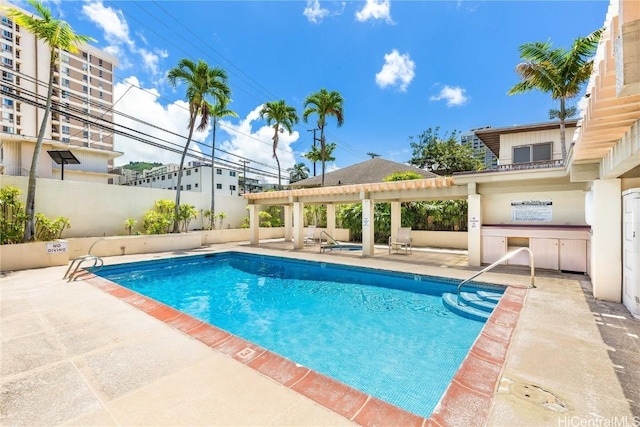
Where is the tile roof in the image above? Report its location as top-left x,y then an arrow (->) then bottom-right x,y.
290,158 -> 438,187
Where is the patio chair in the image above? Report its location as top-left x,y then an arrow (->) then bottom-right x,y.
304,225 -> 318,246
389,227 -> 412,254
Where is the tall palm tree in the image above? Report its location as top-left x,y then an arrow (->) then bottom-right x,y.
303,89 -> 344,186
287,162 -> 310,183
508,28 -> 602,161
259,100 -> 299,188
210,100 -> 237,227
6,0 -> 94,242
167,58 -> 231,233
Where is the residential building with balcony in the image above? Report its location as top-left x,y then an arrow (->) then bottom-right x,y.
472,119 -> 578,172
0,2 -> 121,183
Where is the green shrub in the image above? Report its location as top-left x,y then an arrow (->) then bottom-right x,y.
143,200 -> 175,234
35,213 -> 70,241
0,186 -> 27,244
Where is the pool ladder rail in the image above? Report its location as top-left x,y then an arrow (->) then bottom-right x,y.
319,231 -> 340,253
456,247 -> 536,305
63,255 -> 104,282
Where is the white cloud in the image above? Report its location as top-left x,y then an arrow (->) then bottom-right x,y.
430,85 -> 469,107
355,0 -> 393,23
375,50 -> 415,92
218,106 -> 299,184
303,0 -> 329,23
112,77 -> 206,166
82,1 -> 166,81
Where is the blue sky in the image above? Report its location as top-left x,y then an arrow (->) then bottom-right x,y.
18,0 -> 609,181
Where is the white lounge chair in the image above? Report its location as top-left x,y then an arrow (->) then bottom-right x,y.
389,227 -> 412,254
304,225 -> 318,245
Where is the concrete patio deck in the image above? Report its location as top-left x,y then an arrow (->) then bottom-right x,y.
1,241 -> 638,426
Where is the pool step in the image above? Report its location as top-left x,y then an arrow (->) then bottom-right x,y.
442,291 -> 501,322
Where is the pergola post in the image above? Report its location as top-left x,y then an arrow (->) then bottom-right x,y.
293,201 -> 304,249
248,204 -> 260,245
362,197 -> 375,256
467,191 -> 482,266
326,204 -> 336,240
284,205 -> 293,241
390,201 -> 401,242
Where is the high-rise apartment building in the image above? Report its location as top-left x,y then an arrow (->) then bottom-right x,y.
0,2 -> 120,183
462,128 -> 498,170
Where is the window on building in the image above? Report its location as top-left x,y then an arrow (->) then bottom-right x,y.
230,185 -> 236,191
1,71 -> 13,81
1,17 -> 13,28
62,66 -> 70,76
2,57 -> 13,68
61,137 -> 70,143
1,43 -> 11,53
99,59 -> 103,67
229,171 -> 236,177
82,86 -> 87,94
186,170 -> 191,176
1,125 -> 14,133
195,168 -> 198,173
62,78 -> 70,87
2,98 -> 13,107
60,54 -> 69,63
513,142 -> 553,164
1,30 -> 12,41
216,183 -> 222,189
180,185 -> 183,190
146,178 -> 150,183
2,112 -> 13,121
216,168 -> 222,175
82,51 -> 88,59
194,183 -> 198,188
161,175 -> 165,181
186,184 -> 192,190
83,130 -> 89,139
61,125 -> 70,134
174,172 -> 177,177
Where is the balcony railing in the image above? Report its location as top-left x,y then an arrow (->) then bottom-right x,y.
497,159 -> 564,172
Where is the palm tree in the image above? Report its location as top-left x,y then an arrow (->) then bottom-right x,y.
508,28 -> 602,161
6,0 -> 94,242
210,100 -> 237,228
287,162 -> 310,183
303,89 -> 344,186
259,100 -> 299,188
304,142 -> 336,166
167,58 -> 231,233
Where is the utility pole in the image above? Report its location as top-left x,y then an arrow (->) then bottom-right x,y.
241,160 -> 250,194
307,128 -> 319,176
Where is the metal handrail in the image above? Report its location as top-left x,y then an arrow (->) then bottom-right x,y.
319,231 -> 340,253
63,255 -> 104,282
456,247 -> 535,305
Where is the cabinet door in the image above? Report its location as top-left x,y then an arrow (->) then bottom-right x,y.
530,238 -> 559,270
560,239 -> 587,272
482,236 -> 506,264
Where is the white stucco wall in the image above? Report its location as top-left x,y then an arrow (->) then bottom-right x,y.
482,190 -> 586,225
0,176 -> 248,237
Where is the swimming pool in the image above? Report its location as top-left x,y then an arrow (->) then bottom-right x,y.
93,252 -> 504,418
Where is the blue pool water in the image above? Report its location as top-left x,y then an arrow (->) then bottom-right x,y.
94,252 -> 502,417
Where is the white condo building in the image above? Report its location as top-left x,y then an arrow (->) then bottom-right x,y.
1,2 -> 121,183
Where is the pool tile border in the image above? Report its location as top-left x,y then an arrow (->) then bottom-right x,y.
84,272 -> 525,427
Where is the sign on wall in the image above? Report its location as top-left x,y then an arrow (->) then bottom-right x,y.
511,200 -> 553,222
46,241 -> 68,254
